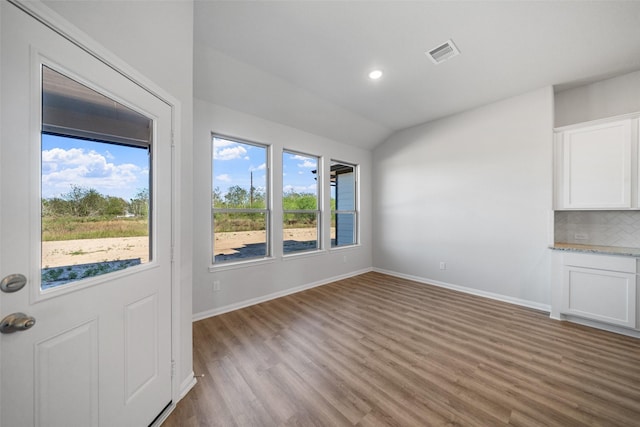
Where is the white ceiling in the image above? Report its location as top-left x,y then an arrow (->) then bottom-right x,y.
194,1 -> 640,149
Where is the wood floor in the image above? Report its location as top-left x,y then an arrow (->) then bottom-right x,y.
163,272 -> 640,426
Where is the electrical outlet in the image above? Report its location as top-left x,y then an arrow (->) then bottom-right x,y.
213,280 -> 221,292
439,261 -> 446,270
343,255 -> 347,263
574,233 -> 589,240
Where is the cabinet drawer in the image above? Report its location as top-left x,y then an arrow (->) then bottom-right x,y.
563,252 -> 636,273
561,266 -> 636,328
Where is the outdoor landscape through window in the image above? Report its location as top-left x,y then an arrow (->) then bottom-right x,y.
212,136 -> 269,263
41,65 -> 152,289
283,150 -> 320,254
211,137 -> 359,261
41,135 -> 151,289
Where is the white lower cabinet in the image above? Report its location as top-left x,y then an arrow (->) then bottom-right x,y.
560,252 -> 637,329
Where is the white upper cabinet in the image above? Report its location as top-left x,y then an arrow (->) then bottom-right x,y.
555,117 -> 637,210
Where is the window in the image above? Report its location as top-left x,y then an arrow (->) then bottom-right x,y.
331,161 -> 357,247
283,151 -> 320,254
212,136 -> 269,263
41,66 -> 152,289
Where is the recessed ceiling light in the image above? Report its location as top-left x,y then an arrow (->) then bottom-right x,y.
368,70 -> 383,80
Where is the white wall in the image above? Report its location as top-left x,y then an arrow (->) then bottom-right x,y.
41,0 -> 195,394
193,42 -> 392,150
555,70 -> 640,127
373,87 -> 554,308
193,99 -> 372,319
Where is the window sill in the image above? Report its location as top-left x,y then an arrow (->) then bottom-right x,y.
330,243 -> 360,252
208,245 -> 361,272
209,256 -> 276,272
282,249 -> 327,261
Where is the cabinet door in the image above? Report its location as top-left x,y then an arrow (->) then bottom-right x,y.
561,266 -> 636,328
561,119 -> 631,209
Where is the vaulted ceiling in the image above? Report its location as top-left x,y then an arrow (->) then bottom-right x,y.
195,1 -> 640,149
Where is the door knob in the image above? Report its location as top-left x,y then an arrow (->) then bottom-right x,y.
0,312 -> 36,333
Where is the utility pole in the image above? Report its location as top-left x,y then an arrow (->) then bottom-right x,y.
250,171 -> 254,207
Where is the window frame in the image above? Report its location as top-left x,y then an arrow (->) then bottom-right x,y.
282,149 -> 322,255
330,160 -> 359,249
211,134 -> 271,265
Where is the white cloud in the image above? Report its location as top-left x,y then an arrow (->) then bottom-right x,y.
214,145 -> 248,161
298,159 -> 316,168
289,154 -> 316,168
41,148 -> 143,197
250,163 -> 266,172
213,138 -> 236,148
215,173 -> 232,182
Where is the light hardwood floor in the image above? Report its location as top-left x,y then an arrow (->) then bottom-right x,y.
164,272 -> 640,426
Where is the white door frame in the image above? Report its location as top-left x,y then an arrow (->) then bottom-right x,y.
1,0 -> 192,423
0,4 -> 3,426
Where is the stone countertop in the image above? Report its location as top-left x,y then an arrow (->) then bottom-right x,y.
550,243 -> 640,257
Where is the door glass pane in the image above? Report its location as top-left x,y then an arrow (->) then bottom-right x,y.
41,67 -> 152,290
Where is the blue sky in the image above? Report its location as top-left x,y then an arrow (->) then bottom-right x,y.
212,137 -> 318,196
282,151 -> 318,194
41,134 -> 149,200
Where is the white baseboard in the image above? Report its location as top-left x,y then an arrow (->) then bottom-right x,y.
192,267 -> 373,321
152,372 -> 198,426
373,268 -> 551,313
179,372 -> 197,400
557,314 -> 640,339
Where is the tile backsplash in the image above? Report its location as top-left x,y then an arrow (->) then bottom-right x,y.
555,211 -> 640,248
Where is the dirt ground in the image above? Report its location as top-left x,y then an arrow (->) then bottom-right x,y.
42,236 -> 150,268
214,227 -> 322,254
43,228 -> 325,267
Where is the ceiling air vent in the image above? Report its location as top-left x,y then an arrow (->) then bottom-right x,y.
426,39 -> 460,64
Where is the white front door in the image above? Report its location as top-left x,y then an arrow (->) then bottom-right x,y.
1,3 -> 173,426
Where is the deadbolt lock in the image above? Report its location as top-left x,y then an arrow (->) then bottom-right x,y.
1,274 -> 27,293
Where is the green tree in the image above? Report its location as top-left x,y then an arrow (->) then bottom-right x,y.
250,187 -> 266,208
42,197 -> 72,217
224,185 -> 249,208
57,185 -> 106,217
78,188 -> 105,217
104,196 -> 128,216
212,186 -> 224,208
129,188 -> 149,217
283,192 -> 317,210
